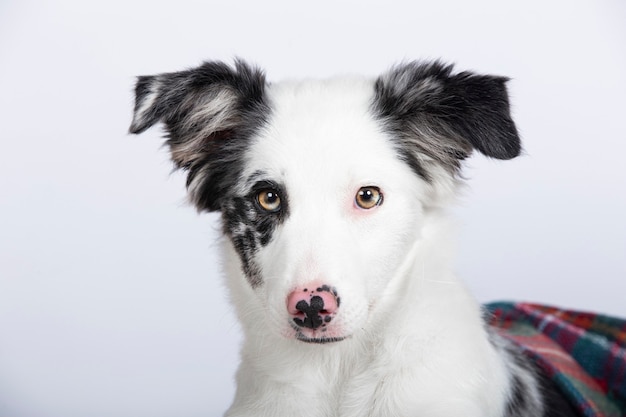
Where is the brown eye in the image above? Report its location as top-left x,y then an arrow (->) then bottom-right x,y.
256,189 -> 281,212
355,187 -> 383,209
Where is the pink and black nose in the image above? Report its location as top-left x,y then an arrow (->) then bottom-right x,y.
287,285 -> 340,330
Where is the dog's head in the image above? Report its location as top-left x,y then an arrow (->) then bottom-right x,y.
130,60 -> 519,344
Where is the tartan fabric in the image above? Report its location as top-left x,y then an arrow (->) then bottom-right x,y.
487,302 -> 626,417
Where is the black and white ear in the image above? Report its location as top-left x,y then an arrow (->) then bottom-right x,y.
373,61 -> 521,176
129,59 -> 268,212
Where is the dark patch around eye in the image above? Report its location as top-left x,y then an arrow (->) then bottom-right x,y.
220,178 -> 289,288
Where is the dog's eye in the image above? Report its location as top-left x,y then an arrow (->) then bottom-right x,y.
256,189 -> 282,212
355,187 -> 383,209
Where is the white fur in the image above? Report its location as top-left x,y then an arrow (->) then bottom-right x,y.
219,78 -> 513,417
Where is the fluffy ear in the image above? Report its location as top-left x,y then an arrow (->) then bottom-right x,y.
129,59 -> 268,211
373,61 -> 521,176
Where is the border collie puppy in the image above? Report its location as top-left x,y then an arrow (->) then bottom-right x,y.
130,60 -> 575,417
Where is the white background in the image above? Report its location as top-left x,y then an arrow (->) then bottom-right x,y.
0,1 -> 624,416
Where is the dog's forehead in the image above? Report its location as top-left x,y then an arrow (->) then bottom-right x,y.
244,77 -> 406,184
267,76 -> 374,116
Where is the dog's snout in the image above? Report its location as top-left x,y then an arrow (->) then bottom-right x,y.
287,284 -> 339,330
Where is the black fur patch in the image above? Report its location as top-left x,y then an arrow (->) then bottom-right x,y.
221,176 -> 289,287
535,368 -> 580,417
129,60 -> 279,287
485,324 -> 545,417
504,354 -> 579,417
372,61 -> 521,178
507,375 -> 528,412
129,59 -> 269,212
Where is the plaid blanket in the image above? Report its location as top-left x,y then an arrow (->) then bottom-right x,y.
487,302 -> 626,417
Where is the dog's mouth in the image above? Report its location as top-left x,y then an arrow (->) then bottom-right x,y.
290,323 -> 348,344
295,332 -> 347,344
